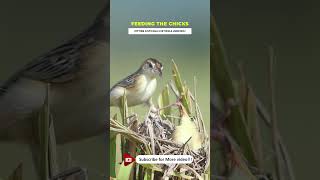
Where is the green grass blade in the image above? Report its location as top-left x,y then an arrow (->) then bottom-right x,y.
158,85 -> 171,120
110,114 -> 118,177
48,116 -> 59,177
278,136 -> 296,180
120,90 -> 128,122
237,63 -> 264,170
172,59 -> 191,114
117,162 -> 134,180
120,91 -> 129,159
256,96 -> 296,180
110,135 -> 117,177
237,63 -> 248,118
268,46 -> 283,180
246,87 -> 264,171
211,16 -> 256,166
143,169 -> 153,180
37,83 -> 50,180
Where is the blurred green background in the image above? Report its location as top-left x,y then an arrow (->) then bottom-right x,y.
110,0 -> 210,129
214,0 -> 320,179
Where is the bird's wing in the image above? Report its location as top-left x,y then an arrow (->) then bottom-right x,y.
111,72 -> 140,90
23,42 -> 83,82
109,73 -> 141,106
23,26 -> 100,83
0,26 -> 97,96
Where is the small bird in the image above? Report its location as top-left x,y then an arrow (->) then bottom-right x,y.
110,58 -> 163,108
0,5 -> 109,144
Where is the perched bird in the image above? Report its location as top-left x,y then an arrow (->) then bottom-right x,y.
110,58 -> 163,108
0,5 -> 109,144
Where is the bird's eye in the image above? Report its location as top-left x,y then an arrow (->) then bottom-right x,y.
148,63 -> 153,68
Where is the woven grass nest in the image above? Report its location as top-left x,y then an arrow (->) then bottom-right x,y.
111,106 -> 210,179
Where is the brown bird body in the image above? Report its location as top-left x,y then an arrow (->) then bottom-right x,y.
0,6 -> 109,144
110,58 -> 163,108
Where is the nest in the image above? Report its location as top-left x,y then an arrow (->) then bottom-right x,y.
110,108 -> 210,179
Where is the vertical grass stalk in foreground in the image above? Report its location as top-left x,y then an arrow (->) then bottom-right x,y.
211,16 -> 257,167
158,85 -> 171,122
36,83 -> 60,179
268,46 -> 283,180
172,59 -> 191,114
110,114 -> 118,178
38,83 -> 50,180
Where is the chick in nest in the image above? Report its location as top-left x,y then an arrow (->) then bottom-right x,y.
172,105 -> 203,151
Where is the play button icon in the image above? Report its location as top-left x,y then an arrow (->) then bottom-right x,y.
123,153 -> 135,166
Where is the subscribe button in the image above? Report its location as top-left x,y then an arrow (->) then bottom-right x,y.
123,154 -> 194,166
136,155 -> 193,164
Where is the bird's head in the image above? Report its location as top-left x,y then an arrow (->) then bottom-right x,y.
140,58 -> 163,78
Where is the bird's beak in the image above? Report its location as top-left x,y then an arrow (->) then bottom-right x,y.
159,68 -> 163,77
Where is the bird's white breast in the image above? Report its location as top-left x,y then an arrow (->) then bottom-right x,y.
140,75 -> 157,102
120,75 -> 157,107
